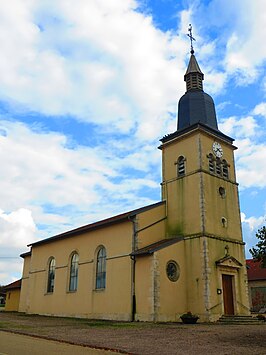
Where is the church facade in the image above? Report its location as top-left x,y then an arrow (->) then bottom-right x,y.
19,48 -> 250,322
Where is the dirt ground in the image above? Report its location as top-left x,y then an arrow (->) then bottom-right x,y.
0,312 -> 265,355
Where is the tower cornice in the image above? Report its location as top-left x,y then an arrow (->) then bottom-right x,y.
159,122 -> 234,147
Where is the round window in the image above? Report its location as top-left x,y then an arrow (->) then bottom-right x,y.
166,260 -> 180,282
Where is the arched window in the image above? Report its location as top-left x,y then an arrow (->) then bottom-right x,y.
208,153 -> 215,173
177,156 -> 186,177
96,246 -> 106,289
47,257 -> 55,293
222,159 -> 229,179
69,253 -> 79,291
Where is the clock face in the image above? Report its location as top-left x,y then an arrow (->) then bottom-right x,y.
212,142 -> 223,158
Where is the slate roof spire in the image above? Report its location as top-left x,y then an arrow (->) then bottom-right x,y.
177,25 -> 218,131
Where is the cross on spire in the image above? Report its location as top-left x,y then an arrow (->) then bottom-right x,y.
187,24 -> 195,54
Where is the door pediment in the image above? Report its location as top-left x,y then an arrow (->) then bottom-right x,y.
216,255 -> 242,269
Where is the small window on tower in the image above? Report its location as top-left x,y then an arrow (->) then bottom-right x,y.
219,186 -> 226,198
221,217 -> 227,228
208,154 -> 215,173
177,156 -> 186,177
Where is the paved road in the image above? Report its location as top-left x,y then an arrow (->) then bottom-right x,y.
0,331 -> 115,355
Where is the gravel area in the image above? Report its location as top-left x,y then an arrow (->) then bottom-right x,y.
0,312 -> 265,354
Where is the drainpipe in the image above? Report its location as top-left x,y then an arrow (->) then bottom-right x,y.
130,254 -> 136,321
128,215 -> 137,322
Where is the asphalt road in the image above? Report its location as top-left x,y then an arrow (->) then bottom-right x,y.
0,331 -> 115,355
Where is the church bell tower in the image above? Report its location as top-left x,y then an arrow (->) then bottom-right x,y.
159,26 -> 250,321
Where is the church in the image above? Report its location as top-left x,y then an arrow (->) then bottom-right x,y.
19,37 -> 250,323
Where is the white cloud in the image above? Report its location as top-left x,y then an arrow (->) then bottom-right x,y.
0,207 -> 35,285
219,112 -> 266,189
241,212 -> 266,232
0,208 -> 36,248
241,212 -> 266,258
0,0 -> 188,142
216,101 -> 231,112
0,119 -> 160,228
253,102 -> 266,118
219,116 -> 258,138
236,142 -> 266,189
204,70 -> 227,95
190,0 -> 266,87
223,0 -> 266,84
0,260 -> 23,285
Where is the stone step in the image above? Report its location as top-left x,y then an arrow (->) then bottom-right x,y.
218,315 -> 264,324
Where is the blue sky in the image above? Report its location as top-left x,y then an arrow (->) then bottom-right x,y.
0,0 -> 265,284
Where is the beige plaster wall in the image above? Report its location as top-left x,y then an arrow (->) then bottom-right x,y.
155,241 -> 187,321
161,131 -> 199,181
206,238 -> 249,320
164,174 -> 202,236
135,235 -> 249,323
5,289 -> 21,311
22,221 -> 134,320
176,235 -> 249,322
134,239 -> 210,322
135,241 -> 188,322
183,236 -> 207,316
134,255 -> 153,321
136,203 -> 166,248
161,128 -> 241,241
203,174 -> 242,240
19,255 -> 31,313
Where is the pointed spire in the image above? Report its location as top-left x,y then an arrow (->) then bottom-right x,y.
185,54 -> 203,76
176,25 -> 218,132
184,54 -> 204,91
184,25 -> 204,91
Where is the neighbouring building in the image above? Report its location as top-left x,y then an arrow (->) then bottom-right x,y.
4,279 -> 21,311
0,286 -> 6,306
19,41 -> 250,322
247,259 -> 266,313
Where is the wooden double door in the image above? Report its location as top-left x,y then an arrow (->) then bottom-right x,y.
222,274 -> 235,315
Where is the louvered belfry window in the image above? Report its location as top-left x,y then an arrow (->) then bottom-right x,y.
177,156 -> 186,177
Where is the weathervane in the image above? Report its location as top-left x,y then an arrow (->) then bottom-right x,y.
187,24 -> 195,54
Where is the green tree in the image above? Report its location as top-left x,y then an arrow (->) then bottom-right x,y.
249,226 -> 266,267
